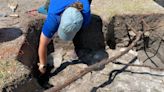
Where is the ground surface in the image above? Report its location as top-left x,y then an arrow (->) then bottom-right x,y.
91,0 -> 164,22
0,0 -> 164,92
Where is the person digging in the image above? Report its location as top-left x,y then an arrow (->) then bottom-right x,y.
38,0 -> 91,74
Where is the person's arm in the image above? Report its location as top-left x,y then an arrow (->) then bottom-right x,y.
38,32 -> 51,74
38,13 -> 60,74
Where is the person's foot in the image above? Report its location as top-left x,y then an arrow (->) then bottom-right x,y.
37,6 -> 48,15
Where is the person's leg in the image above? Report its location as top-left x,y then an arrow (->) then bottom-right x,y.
38,32 -> 51,74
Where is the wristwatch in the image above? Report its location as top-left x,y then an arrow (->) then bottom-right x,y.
38,63 -> 47,69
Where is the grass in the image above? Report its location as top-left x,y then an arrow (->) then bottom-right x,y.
0,61 -> 11,78
0,59 -> 29,87
0,60 -> 15,86
91,0 -> 164,21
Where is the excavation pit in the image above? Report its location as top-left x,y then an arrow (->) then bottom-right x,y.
1,13 -> 164,92
1,15 -> 107,92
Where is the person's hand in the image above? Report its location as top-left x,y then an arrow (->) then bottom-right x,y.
38,63 -> 47,74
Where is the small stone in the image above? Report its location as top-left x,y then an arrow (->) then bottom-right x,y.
129,50 -> 138,56
119,48 -> 126,51
0,13 -> 7,17
9,14 -> 19,18
129,30 -> 136,36
144,31 -> 150,37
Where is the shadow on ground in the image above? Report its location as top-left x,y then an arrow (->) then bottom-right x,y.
91,56 -> 164,92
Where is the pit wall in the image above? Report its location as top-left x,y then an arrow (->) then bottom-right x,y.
1,19 -> 46,92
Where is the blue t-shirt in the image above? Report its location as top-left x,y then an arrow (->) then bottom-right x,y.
42,0 -> 91,38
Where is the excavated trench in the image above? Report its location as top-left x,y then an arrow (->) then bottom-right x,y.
2,13 -> 164,92
16,19 -> 55,91
106,13 -> 164,68
4,15 -> 106,91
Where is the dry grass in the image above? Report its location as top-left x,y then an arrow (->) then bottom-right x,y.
91,0 -> 164,21
0,60 -> 17,86
0,59 -> 30,88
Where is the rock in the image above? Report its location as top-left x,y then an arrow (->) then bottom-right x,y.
63,49 -> 78,61
144,31 -> 151,37
49,64 -> 88,87
47,48 -> 64,68
128,30 -> 136,36
9,14 -> 19,18
48,48 -> 164,92
0,13 -> 7,17
96,71 -> 164,92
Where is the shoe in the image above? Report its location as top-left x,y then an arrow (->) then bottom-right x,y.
37,6 -> 48,15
